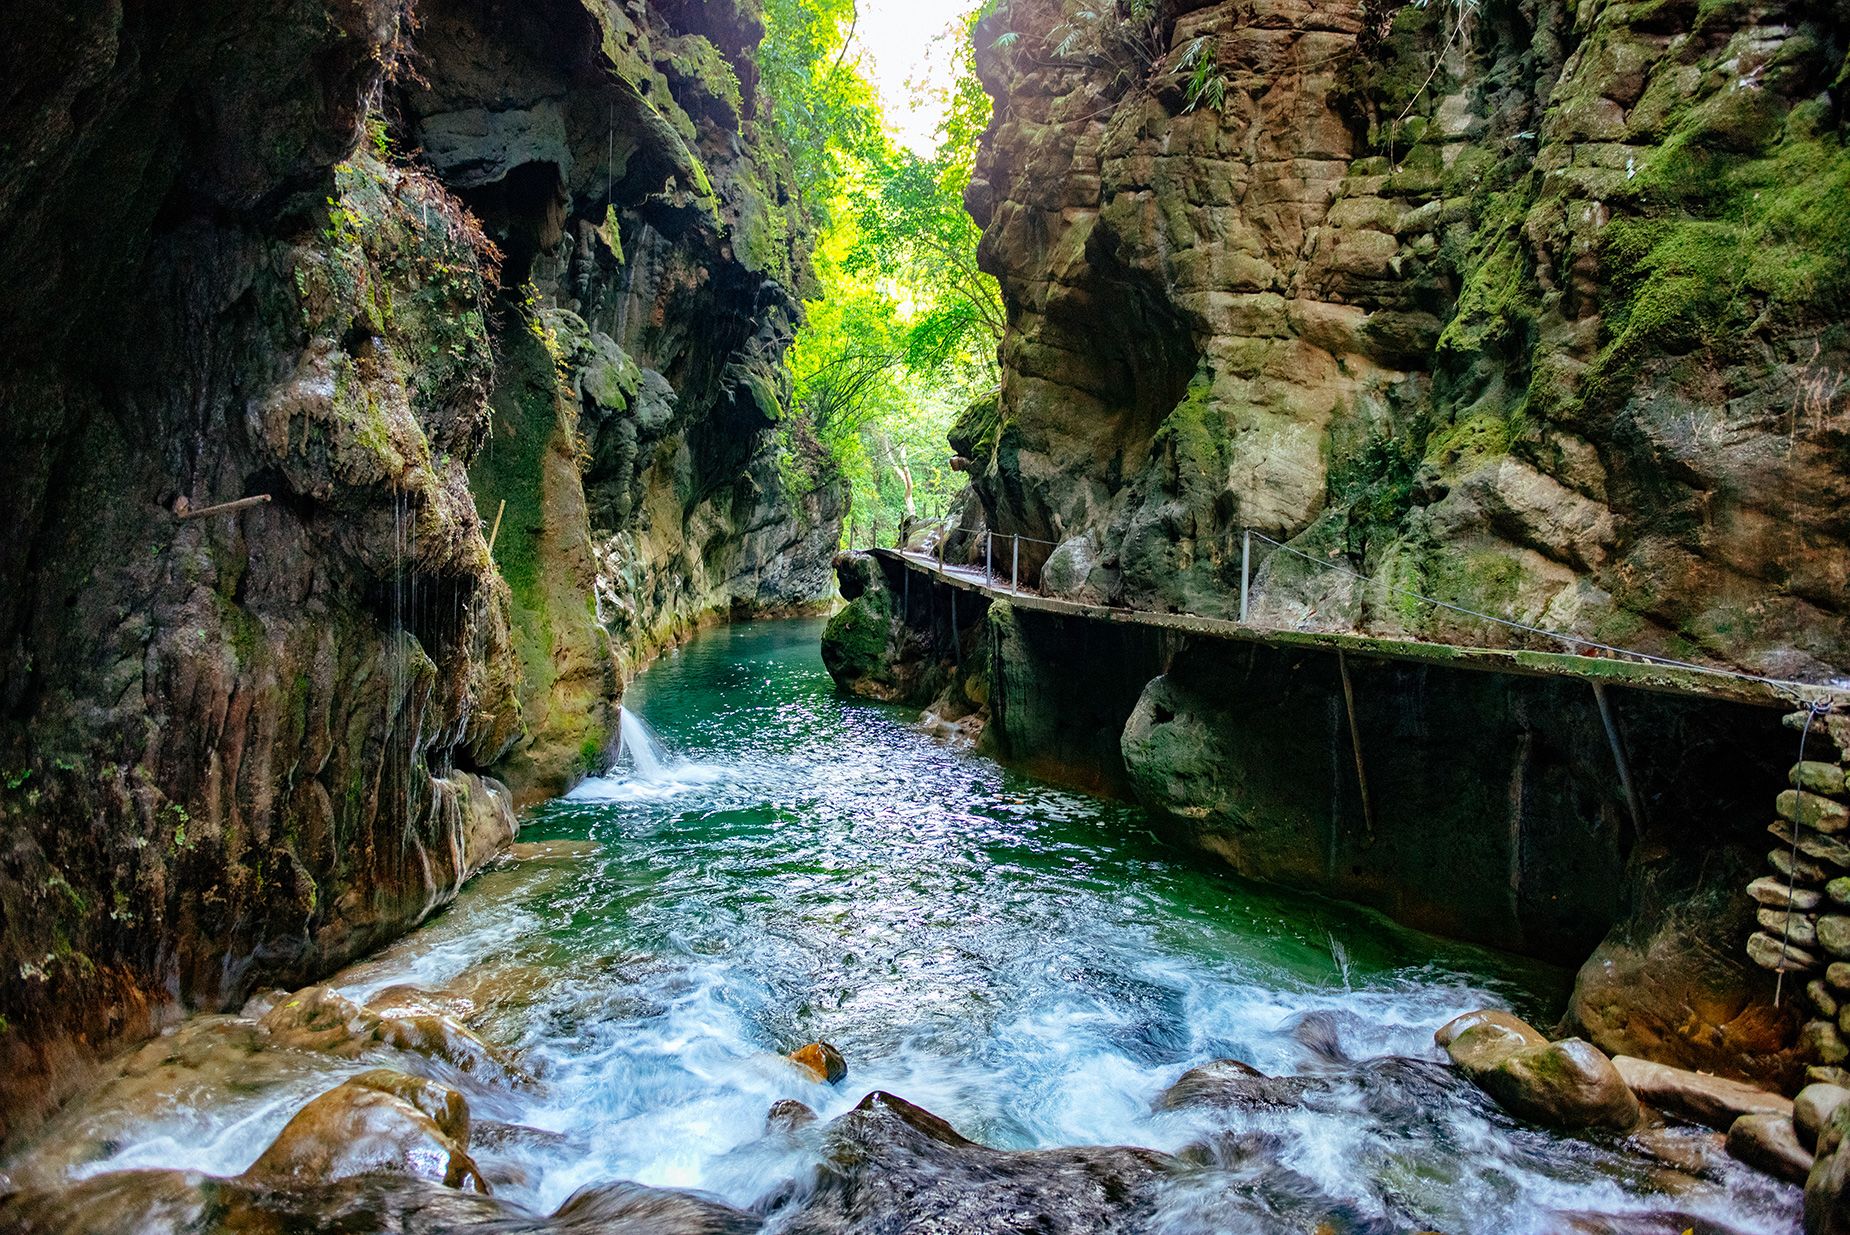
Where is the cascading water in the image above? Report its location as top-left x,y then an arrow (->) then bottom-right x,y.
568,704 -> 725,802
616,706 -> 669,780
2,620 -> 1801,1234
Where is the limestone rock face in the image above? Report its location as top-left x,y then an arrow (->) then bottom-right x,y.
0,0 -> 839,1142
964,0 -> 1850,681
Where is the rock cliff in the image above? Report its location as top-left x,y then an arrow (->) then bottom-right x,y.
962,0 -> 1848,679
0,0 -> 838,1140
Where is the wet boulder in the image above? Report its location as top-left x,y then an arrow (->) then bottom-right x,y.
547,1180 -> 761,1234
259,985 -> 383,1057
1478,1039 -> 1641,1132
1435,1008 -> 1548,1079
1439,1011 -> 1638,1131
0,1169 -> 213,1235
1612,1055 -> 1794,1131
767,1099 -> 819,1132
787,1041 -> 847,1084
259,983 -> 526,1082
1725,1112 -> 1811,1184
1809,1101 -> 1850,1233
241,1069 -> 488,1193
1800,1084 -> 1850,1150
776,1091 -> 1179,1234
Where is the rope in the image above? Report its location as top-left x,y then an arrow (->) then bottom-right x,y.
1778,698 -> 1833,1005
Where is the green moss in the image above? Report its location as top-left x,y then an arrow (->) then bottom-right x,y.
1586,127 -> 1850,407
1424,412 -> 1516,474
820,591 -> 896,685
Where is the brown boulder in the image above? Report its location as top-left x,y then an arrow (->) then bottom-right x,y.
1725,1111 -> 1810,1184
788,1042 -> 847,1084
259,984 -> 525,1081
1809,1101 -> 1850,1234
241,1070 -> 486,1192
1610,1055 -> 1793,1131
1800,1084 -> 1850,1151
1476,1039 -> 1641,1132
1434,1009 -> 1548,1079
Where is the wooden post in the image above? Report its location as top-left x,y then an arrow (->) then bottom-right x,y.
176,493 -> 273,520
1338,652 -> 1375,843
1591,680 -> 1646,842
486,499 -> 507,556
1239,528 -> 1252,623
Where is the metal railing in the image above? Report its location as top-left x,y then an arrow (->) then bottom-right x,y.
855,523 -> 1841,701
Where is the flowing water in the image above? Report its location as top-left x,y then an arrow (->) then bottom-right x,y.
9,620 -> 1799,1232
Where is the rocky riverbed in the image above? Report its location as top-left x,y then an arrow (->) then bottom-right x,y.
0,621 -> 1811,1234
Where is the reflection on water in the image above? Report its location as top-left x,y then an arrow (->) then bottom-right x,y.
10,620 -> 1798,1232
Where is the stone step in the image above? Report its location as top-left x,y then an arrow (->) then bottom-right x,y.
1772,847 -> 1832,885
1794,761 -> 1849,797
1758,907 -> 1819,948
1749,930 -> 1821,972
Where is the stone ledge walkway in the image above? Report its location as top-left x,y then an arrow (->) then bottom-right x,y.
873,547 -> 1848,712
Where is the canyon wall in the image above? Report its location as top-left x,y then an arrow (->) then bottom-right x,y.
959,0 -> 1848,680
0,0 -> 838,1139
887,0 -> 1850,1088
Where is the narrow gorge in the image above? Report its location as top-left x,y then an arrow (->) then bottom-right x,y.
1,0 -> 1847,1232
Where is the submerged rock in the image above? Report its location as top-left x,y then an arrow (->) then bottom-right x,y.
1152,1059 -> 1310,1113
241,1070 -> 487,1193
259,984 -> 525,1082
547,1180 -> 760,1234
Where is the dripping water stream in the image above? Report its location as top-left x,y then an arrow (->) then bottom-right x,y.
6,620 -> 1799,1232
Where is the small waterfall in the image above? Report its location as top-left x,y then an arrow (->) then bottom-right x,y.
617,707 -> 671,781
567,706 -> 726,802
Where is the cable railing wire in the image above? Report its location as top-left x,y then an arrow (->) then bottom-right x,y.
853,520 -> 1840,703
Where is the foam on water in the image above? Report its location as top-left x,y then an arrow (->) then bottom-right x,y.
11,621 -> 1801,1233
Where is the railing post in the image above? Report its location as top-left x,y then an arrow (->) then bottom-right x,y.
1239,528 -> 1252,623
1011,534 -> 1019,593
985,531 -> 993,587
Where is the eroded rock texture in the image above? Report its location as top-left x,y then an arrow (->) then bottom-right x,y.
963,0 -> 1849,679
0,0 -> 838,1140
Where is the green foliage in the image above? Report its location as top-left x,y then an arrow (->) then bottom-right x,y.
1326,429 -> 1420,561
1176,37 -> 1227,114
1588,114 -> 1850,406
761,0 -> 882,223
768,2 -> 1001,545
